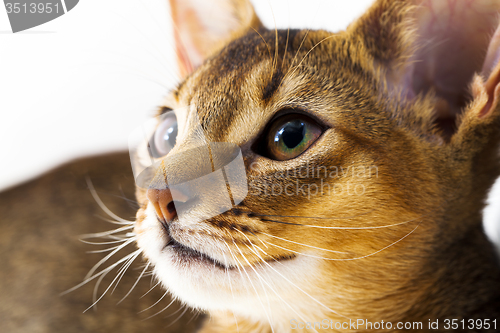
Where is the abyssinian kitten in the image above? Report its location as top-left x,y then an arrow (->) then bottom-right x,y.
5,0 -> 498,332
128,0 -> 500,332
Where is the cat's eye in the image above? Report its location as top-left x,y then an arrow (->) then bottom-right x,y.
263,114 -> 323,161
149,112 -> 178,158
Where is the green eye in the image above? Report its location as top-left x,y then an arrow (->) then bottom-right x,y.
265,114 -> 323,161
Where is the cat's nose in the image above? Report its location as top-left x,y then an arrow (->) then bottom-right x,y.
146,188 -> 188,223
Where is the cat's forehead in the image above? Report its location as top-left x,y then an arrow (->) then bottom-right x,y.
167,28 -> 375,144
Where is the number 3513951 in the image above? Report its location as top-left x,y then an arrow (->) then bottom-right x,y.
5,2 -> 61,14
444,319 -> 497,330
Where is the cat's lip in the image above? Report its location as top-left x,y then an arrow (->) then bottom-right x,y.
165,235 -> 297,270
156,218 -> 297,269
164,237 -> 233,270
158,218 -> 234,269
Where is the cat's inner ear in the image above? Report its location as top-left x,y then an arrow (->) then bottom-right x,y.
352,0 -> 500,139
169,0 -> 263,78
480,24 -> 500,118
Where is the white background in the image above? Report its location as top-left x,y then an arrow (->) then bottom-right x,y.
0,0 -> 498,244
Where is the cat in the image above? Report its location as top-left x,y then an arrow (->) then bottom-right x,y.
131,0 -> 500,332
2,0 -> 500,332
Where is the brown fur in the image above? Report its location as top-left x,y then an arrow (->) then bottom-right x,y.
2,0 -> 500,332
133,0 -> 500,332
0,153 -> 203,332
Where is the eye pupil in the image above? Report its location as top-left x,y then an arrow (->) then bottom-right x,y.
264,113 -> 323,161
280,121 -> 305,149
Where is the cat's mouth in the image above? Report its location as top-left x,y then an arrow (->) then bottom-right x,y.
164,235 -> 233,270
158,218 -> 235,270
156,217 -> 296,270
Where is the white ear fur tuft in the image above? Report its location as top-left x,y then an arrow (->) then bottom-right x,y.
483,25 -> 500,79
479,24 -> 500,118
169,0 -> 262,78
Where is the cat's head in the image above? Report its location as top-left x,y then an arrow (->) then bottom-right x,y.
132,0 -> 500,324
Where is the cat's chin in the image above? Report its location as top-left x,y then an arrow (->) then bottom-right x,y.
135,204 -> 322,318
148,249 -> 321,319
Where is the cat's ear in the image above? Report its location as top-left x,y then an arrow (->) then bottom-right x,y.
480,25 -> 500,119
454,24 -> 500,152
349,0 -> 500,142
169,0 -> 263,78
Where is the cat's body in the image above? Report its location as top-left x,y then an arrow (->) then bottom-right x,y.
0,153 -> 202,333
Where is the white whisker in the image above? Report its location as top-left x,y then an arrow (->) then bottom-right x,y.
262,232 -> 348,254
139,289 -> 170,313
86,177 -> 135,224
236,230 -> 349,320
221,240 -> 240,332
259,215 -> 420,229
110,253 -> 142,296
87,240 -> 137,254
142,296 -> 177,320
140,280 -> 161,299
80,239 -> 131,246
80,225 -> 135,240
230,240 -> 276,333
234,230 -> 319,333
118,262 -> 151,304
165,305 -> 190,328
85,237 -> 137,280
61,249 -> 142,296
84,249 -> 142,312
262,219 -> 422,262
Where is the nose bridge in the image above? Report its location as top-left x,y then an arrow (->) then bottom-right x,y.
145,141 -> 249,225
152,145 -> 214,188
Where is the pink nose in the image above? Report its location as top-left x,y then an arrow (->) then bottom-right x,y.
146,188 -> 188,223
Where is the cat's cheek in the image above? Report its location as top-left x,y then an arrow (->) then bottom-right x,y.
150,251 -> 324,318
133,204 -> 325,316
